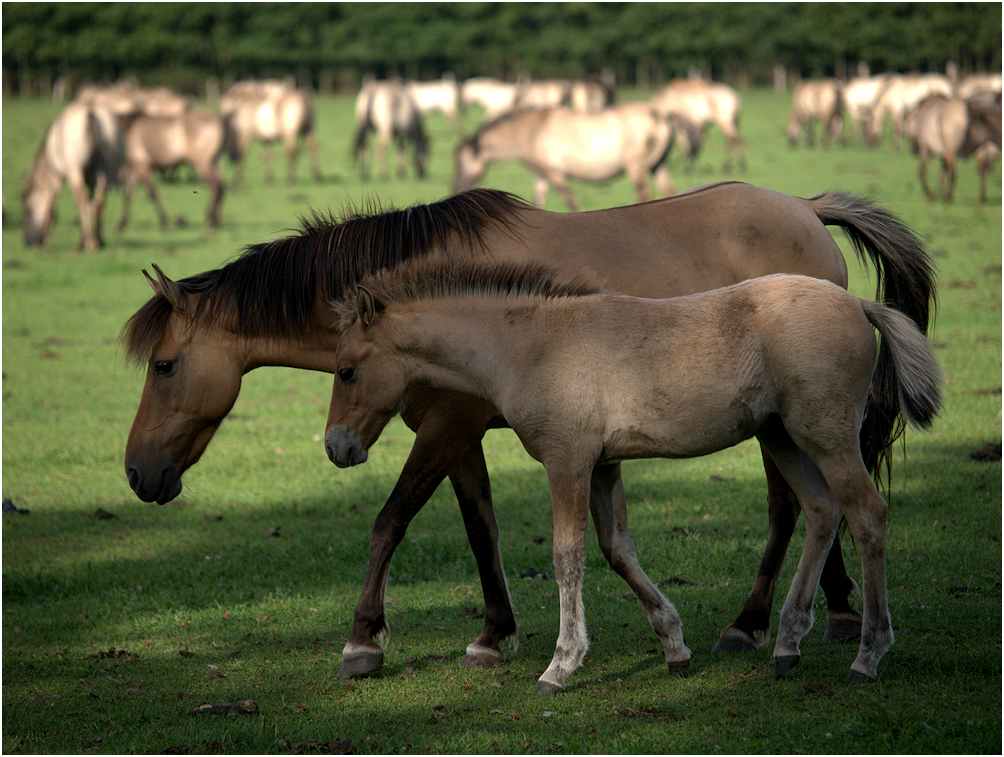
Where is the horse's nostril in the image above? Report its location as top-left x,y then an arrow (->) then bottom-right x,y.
127,467 -> 140,491
324,440 -> 336,464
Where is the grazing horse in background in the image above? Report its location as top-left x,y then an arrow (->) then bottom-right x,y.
961,93 -> 1003,204
23,99 -> 123,249
327,260 -> 942,693
650,79 -> 747,171
843,75 -> 891,146
868,74 -> 953,148
353,80 -> 429,180
121,184 -> 936,680
77,81 -> 191,118
954,73 -> 1003,101
221,80 -> 321,184
117,109 -> 226,231
907,93 -> 1002,203
452,103 -> 678,209
462,77 -> 520,121
787,79 -> 845,147
406,78 -> 462,125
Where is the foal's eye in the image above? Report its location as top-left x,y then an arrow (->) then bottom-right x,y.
154,360 -> 175,376
338,367 -> 357,384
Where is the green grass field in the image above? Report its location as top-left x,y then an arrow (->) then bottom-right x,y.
2,88 -> 1001,754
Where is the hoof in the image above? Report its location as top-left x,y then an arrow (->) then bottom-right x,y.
534,680 -> 564,696
337,648 -> 384,678
459,646 -> 504,669
773,654 -> 800,678
823,615 -> 863,644
666,658 -> 691,675
845,669 -> 874,684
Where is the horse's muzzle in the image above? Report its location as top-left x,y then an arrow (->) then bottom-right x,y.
126,464 -> 183,505
325,426 -> 369,468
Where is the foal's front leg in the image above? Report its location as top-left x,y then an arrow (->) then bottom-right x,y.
535,466 -> 592,695
589,464 -> 691,672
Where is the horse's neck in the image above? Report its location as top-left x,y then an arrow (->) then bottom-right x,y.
241,306 -> 344,373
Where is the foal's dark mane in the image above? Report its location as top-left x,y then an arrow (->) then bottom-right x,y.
335,258 -> 601,329
122,189 -> 529,363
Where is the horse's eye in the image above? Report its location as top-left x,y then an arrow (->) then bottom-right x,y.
154,360 -> 175,376
338,367 -> 357,384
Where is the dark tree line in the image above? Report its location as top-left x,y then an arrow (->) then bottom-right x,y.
3,2 -> 1001,97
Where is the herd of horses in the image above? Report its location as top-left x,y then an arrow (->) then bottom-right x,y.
22,79 -> 321,249
22,71 -> 1001,249
787,72 -> 1002,202
121,181 -> 940,691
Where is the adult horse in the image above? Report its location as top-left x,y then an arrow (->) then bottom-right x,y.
327,260 -> 942,693
452,103 -> 677,210
843,75 -> 891,146
122,183 -> 936,679
117,109 -> 226,231
462,77 -> 520,121
787,79 -> 845,148
650,79 -> 747,171
23,99 -> 123,250
353,80 -> 429,180
221,80 -> 321,184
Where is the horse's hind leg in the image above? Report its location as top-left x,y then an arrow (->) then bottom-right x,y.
589,464 -> 691,673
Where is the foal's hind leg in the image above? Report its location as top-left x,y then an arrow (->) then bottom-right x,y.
755,438 -> 843,677
713,447 -> 861,653
589,464 -> 691,674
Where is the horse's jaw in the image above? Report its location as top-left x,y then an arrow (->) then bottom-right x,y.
325,426 -> 369,468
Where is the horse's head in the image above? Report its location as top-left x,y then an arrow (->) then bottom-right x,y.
22,160 -> 59,247
324,287 -> 406,468
124,266 -> 244,503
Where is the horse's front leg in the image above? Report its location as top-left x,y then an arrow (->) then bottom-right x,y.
450,443 -> 518,669
536,465 -> 592,695
338,392 -> 511,677
589,463 -> 690,673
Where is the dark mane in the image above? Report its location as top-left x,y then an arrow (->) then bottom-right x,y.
121,189 -> 529,363
335,258 -> 601,330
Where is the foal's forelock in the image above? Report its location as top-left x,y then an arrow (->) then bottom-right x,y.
122,190 -> 531,362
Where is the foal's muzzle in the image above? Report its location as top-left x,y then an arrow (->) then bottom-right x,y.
325,426 -> 369,468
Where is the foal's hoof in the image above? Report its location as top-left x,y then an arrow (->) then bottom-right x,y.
823,613 -> 863,644
712,628 -> 759,654
773,655 -> 800,678
337,648 -> 384,678
459,645 -> 505,670
534,680 -> 565,696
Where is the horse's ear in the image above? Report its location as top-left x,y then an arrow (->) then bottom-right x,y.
144,264 -> 188,313
356,286 -> 381,328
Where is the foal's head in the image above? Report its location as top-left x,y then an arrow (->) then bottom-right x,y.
326,258 -> 600,468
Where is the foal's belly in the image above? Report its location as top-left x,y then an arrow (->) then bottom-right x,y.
600,404 -> 763,463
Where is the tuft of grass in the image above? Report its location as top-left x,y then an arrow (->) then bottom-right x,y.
3,89 -> 1000,754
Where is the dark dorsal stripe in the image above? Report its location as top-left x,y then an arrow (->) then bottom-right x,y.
122,189 -> 529,363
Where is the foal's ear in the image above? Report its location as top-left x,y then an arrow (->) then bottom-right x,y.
356,286 -> 381,328
143,264 -> 188,314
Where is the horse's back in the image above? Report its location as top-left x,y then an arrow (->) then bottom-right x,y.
509,183 -> 846,297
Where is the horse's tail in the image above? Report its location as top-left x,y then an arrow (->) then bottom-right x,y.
860,300 -> 943,431
808,192 -> 938,478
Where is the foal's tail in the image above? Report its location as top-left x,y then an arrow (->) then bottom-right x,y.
860,301 -> 943,431
809,192 -> 938,478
